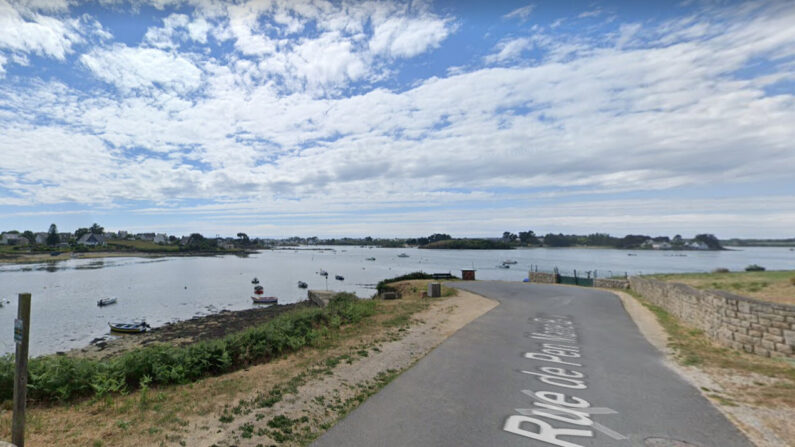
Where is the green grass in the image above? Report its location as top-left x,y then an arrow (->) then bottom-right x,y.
107,240 -> 180,252
625,290 -> 795,381
647,270 -> 795,304
0,293 -> 376,403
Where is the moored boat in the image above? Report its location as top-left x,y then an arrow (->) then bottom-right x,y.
97,297 -> 117,306
252,277 -> 260,284
297,281 -> 308,288
252,296 -> 278,304
397,253 -> 409,258
502,260 -> 517,265
109,321 -> 149,333
365,257 -> 376,261
319,269 -> 328,276
254,285 -> 264,295
335,275 -> 344,281
497,264 -> 510,269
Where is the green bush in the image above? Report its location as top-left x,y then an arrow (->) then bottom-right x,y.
0,293 -> 376,403
745,264 -> 766,272
376,272 -> 434,294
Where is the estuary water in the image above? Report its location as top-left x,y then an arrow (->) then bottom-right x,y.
0,245 -> 792,357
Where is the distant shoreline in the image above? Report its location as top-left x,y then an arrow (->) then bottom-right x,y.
0,249 -> 251,265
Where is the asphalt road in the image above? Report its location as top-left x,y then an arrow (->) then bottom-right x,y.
312,281 -> 753,447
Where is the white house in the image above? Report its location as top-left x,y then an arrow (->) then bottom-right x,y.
687,241 -> 709,250
153,233 -> 168,244
77,233 -> 106,246
0,233 -> 28,246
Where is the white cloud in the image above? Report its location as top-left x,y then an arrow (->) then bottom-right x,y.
369,15 -> 451,58
0,0 -> 82,60
504,4 -> 535,22
484,37 -> 533,64
80,45 -> 203,94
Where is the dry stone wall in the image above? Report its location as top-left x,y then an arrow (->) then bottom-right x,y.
528,272 -> 556,283
630,277 -> 795,358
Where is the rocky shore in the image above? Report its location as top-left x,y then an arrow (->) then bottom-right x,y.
68,300 -> 314,360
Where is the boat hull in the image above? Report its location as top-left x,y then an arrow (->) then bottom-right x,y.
251,297 -> 278,304
109,323 -> 147,333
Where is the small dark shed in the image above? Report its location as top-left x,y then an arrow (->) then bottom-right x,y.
461,269 -> 476,280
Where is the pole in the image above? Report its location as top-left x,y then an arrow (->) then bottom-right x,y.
13,293 -> 31,447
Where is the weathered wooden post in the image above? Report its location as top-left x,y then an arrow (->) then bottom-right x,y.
12,293 -> 31,447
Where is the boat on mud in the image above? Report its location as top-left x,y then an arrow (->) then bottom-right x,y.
251,296 -> 278,304
109,321 -> 149,333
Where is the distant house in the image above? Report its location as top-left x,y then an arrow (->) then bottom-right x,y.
179,236 -> 190,246
77,233 -> 106,246
641,239 -> 655,249
652,242 -> 672,250
687,241 -> 709,250
153,233 -> 168,244
136,233 -> 156,241
0,233 -> 29,246
35,232 -> 49,244
118,230 -> 128,239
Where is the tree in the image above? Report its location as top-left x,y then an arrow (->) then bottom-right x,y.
46,223 -> 59,246
427,233 -> 452,243
236,232 -> 250,245
502,231 -> 518,242
22,230 -> 36,245
90,223 -> 104,235
519,230 -> 540,245
543,233 -> 574,247
694,234 -> 723,250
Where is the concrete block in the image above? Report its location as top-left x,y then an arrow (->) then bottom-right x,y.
308,290 -> 335,308
427,282 -> 441,298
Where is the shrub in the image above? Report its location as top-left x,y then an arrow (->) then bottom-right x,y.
0,294 -> 379,403
790,277 -> 795,286
712,268 -> 730,273
745,264 -> 765,272
376,272 -> 434,294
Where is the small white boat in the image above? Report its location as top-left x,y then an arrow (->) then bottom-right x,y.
109,321 -> 149,333
398,253 -> 409,258
497,264 -> 510,269
97,297 -> 118,306
319,269 -> 328,276
502,260 -> 518,265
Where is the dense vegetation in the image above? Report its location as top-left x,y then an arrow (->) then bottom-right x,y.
0,293 -> 375,403
420,239 -> 513,250
375,272 -> 436,294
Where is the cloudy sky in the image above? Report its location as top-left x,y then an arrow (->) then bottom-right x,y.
0,0 -> 793,239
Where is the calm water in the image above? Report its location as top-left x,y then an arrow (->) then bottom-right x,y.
0,246 -> 792,356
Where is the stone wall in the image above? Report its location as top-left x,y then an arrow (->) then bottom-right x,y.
593,278 -> 630,289
528,272 -> 556,283
630,277 -> 795,358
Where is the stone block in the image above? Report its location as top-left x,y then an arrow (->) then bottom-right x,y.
753,346 -> 770,357
775,343 -> 793,354
762,333 -> 784,343
761,340 -> 776,350
747,330 -> 762,338
784,329 -> 795,346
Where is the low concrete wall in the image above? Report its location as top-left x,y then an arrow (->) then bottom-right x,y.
528,272 -> 556,283
593,278 -> 630,289
308,290 -> 334,308
630,277 -> 795,358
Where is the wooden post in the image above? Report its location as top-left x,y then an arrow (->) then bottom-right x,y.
12,293 -> 31,447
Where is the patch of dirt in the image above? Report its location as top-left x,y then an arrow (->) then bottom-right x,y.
180,290 -> 498,447
68,301 -> 313,360
614,290 -> 795,447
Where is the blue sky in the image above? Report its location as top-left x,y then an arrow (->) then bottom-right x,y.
0,0 -> 794,239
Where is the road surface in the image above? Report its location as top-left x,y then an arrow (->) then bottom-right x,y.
312,281 -> 752,447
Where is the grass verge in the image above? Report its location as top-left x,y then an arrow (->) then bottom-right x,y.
625,289 -> 795,407
647,270 -> 795,305
0,281 -> 444,446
